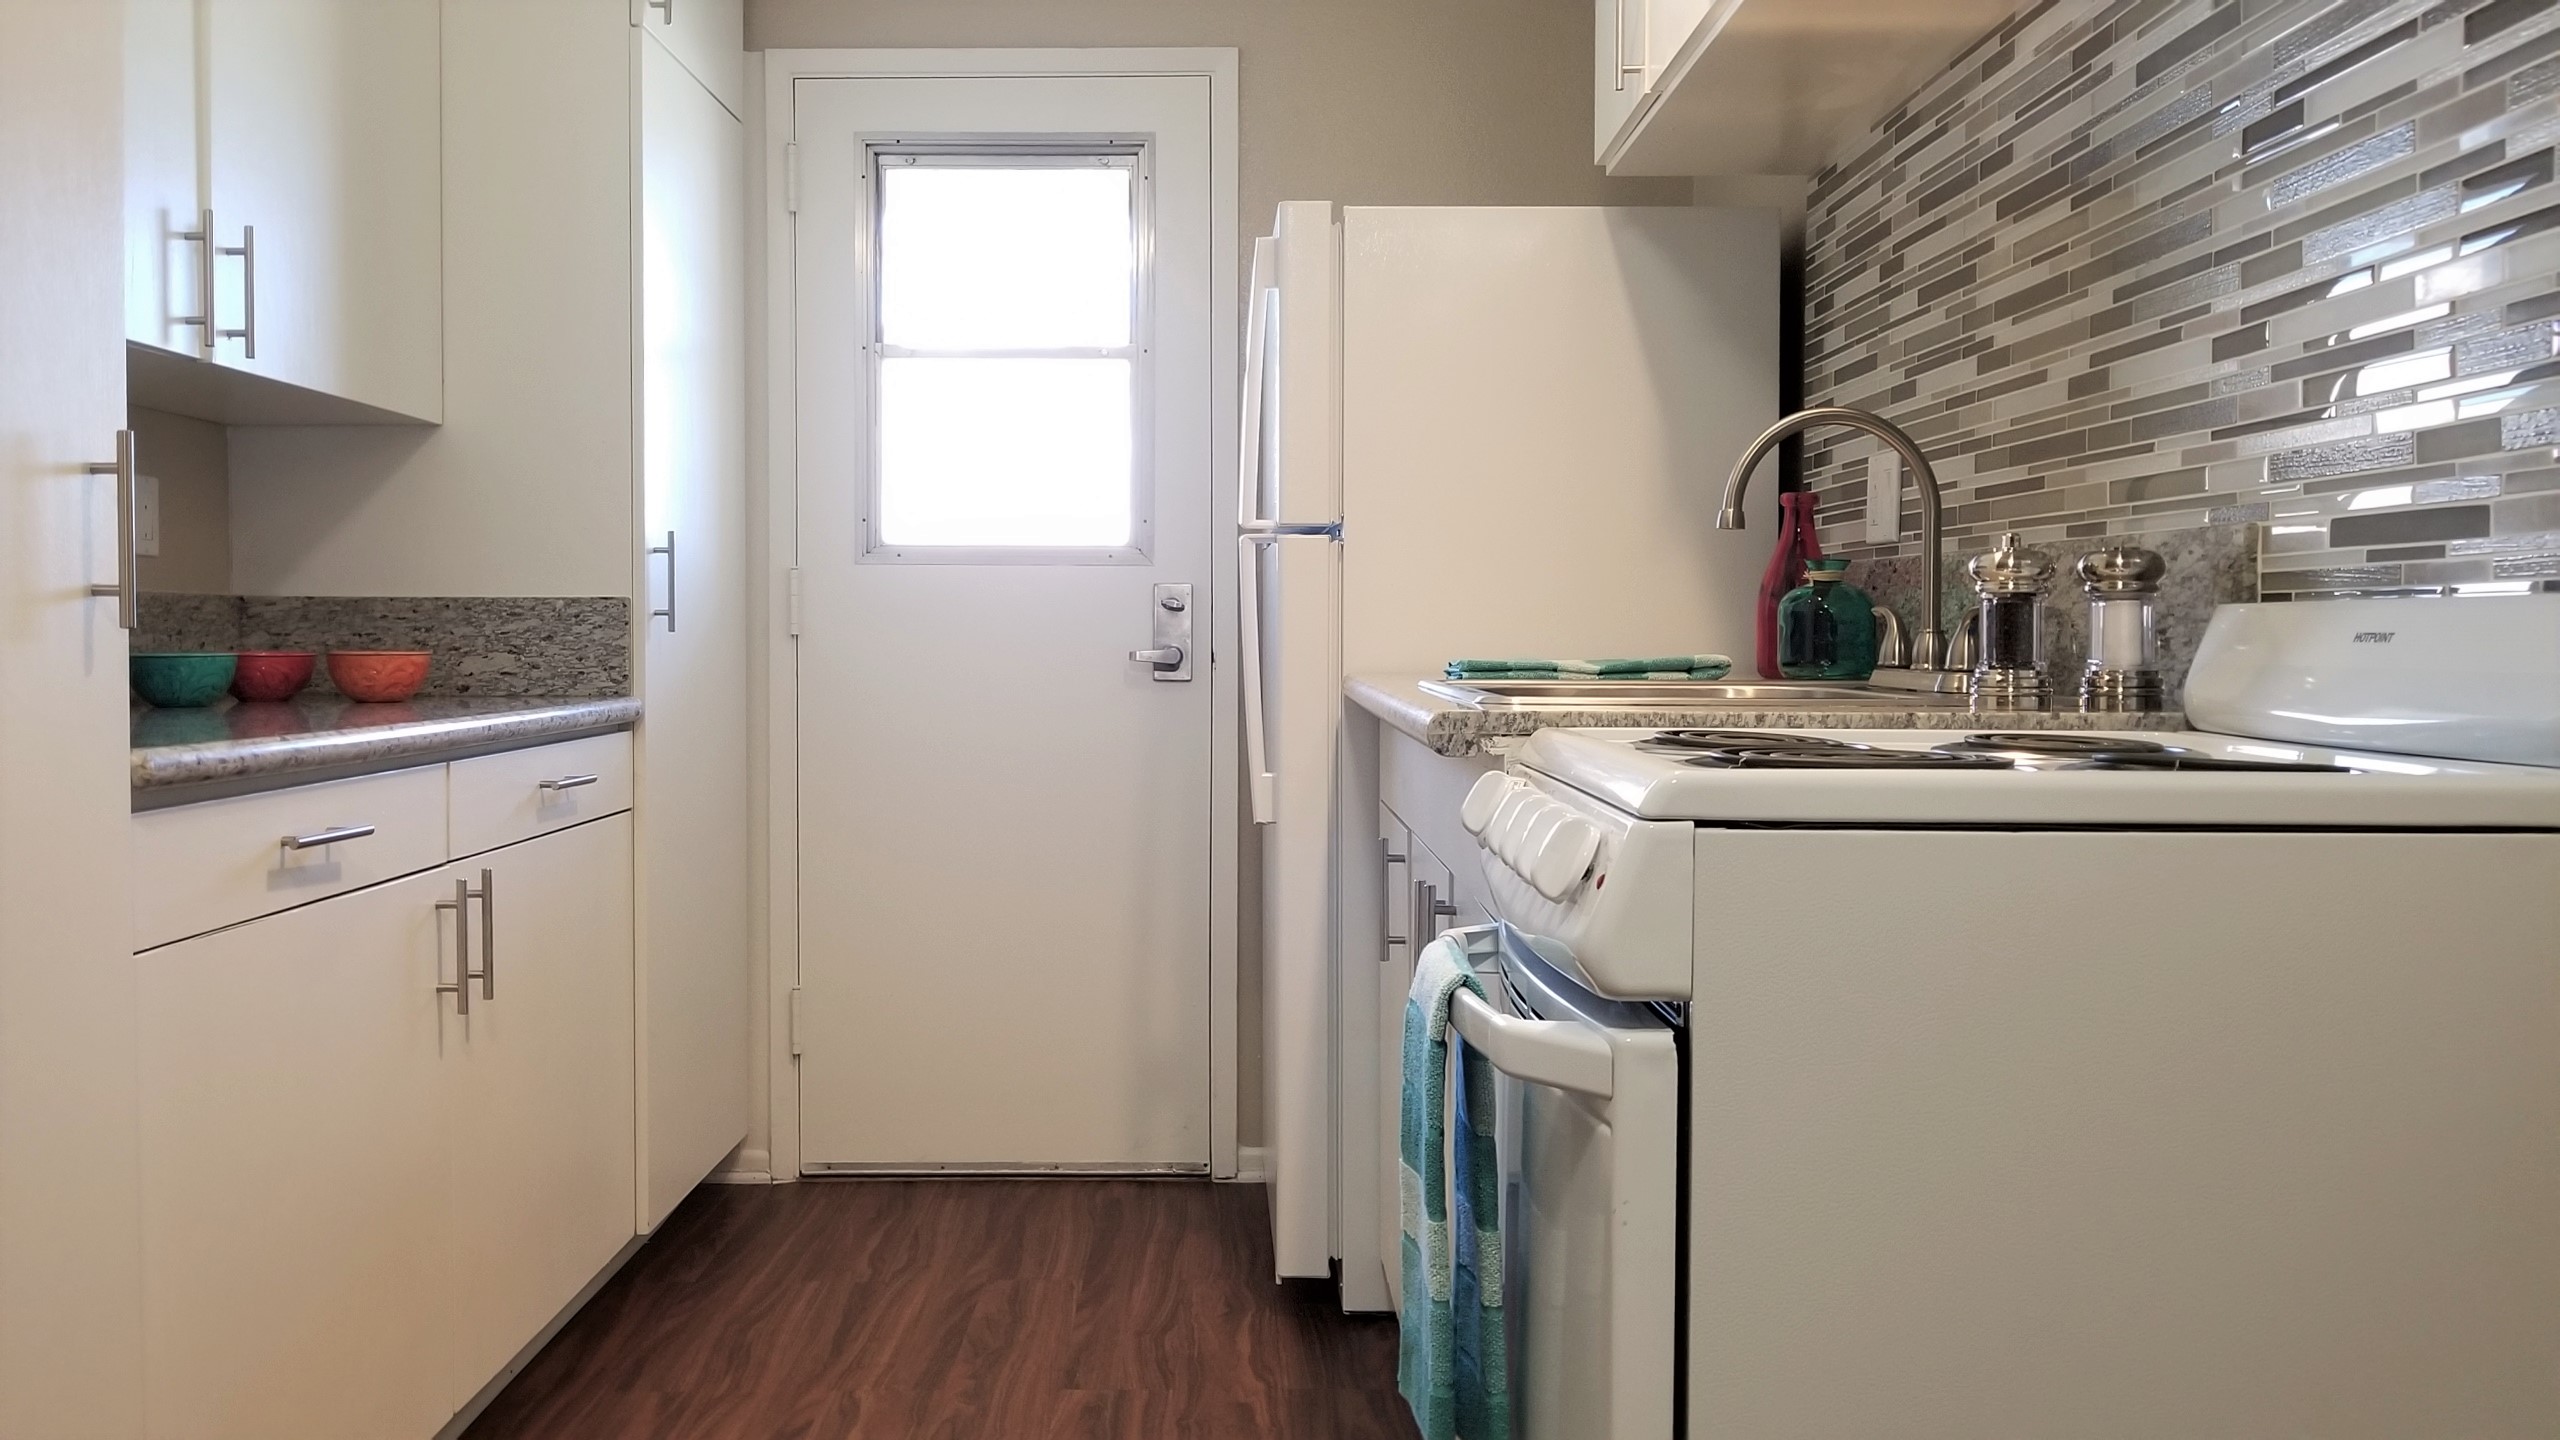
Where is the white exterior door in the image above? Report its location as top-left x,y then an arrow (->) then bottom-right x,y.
792,72 -> 1217,1170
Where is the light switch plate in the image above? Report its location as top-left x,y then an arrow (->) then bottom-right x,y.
135,473 -> 162,558
1864,451 -> 1902,544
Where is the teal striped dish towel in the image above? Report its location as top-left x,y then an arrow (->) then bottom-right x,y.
1398,935 -> 1510,1440
1446,653 -> 1732,680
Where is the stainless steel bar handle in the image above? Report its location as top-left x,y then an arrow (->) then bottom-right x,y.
474,868 -> 495,1000
280,823 -> 376,851
436,878 -> 471,1016
538,773 -> 600,791
1614,0 -> 1647,90
649,532 -> 676,632
1381,839 -> 1408,956
86,429 -> 136,629
175,209 -> 215,353
217,224 -> 255,359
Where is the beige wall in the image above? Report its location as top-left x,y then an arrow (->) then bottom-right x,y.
129,407 -> 232,594
750,0 -> 1691,263
752,0 -> 1686,1154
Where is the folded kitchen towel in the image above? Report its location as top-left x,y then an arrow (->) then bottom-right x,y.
1444,653 -> 1732,681
1398,935 -> 1510,1440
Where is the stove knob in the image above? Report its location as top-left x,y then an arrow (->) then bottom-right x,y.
1528,816 -> 1600,901
1484,789 -> 1534,856
1496,794 -> 1547,868
1460,772 -> 1512,836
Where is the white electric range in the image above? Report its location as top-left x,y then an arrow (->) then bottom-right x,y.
1450,595 -> 2560,1440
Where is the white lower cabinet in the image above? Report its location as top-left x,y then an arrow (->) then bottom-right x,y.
445,814 -> 636,1397
137,811 -> 636,1440
138,864 -> 458,1440
1375,804 -> 1460,1317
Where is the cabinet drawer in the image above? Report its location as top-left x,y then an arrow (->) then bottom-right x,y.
132,764 -> 449,951
448,732 -> 634,858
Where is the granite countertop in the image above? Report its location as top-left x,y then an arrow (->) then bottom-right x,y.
1347,674 -> 2189,758
133,695 -> 643,807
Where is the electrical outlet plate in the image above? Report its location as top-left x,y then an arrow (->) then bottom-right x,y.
1864,451 -> 1901,544
135,473 -> 162,558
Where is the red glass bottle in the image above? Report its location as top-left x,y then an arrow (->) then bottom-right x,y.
1754,491 -> 1825,680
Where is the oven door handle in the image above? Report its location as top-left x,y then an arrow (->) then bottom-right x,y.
1448,985 -> 1614,1099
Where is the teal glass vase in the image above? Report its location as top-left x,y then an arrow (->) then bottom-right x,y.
1776,558 -> 1879,680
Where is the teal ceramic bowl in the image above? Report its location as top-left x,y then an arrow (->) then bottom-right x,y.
130,652 -> 237,708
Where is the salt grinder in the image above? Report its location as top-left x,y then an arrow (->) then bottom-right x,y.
2075,545 -> 2167,712
1966,531 -> 2055,711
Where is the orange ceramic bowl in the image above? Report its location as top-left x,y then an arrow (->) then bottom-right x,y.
327,650 -> 432,703
230,650 -> 315,702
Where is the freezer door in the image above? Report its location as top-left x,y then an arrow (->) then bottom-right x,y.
1253,203 -> 1347,1280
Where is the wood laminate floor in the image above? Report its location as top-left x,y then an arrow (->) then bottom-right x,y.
464,1179 -> 1417,1440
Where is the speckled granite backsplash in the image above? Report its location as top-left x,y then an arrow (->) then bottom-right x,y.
136,595 -> 631,698
1854,521 -> 2259,703
1803,0 -> 2560,602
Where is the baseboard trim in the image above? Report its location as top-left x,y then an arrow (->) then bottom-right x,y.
1229,1145 -> 1269,1184
707,1147 -> 774,1184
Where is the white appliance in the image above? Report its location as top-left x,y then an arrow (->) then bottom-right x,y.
1464,593 -> 2560,1439
1237,202 -> 1781,1296
1437,922 -> 1678,1440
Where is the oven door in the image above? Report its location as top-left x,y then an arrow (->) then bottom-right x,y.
1450,924 -> 1679,1440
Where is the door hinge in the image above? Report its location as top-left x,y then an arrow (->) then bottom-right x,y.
786,567 -> 803,636
784,142 -> 800,214
788,987 -> 805,1057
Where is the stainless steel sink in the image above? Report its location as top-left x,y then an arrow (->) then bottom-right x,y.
1420,674 -> 1973,711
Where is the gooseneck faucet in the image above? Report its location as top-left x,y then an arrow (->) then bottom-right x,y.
1715,406 -> 1949,671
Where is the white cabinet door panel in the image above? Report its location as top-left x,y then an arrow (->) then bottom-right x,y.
137,867 -> 462,1439
448,731 -> 635,859
637,35 -> 751,1228
202,0 -> 442,420
124,0 -> 205,356
634,0 -> 743,120
131,763 -> 450,952
447,816 -> 637,1390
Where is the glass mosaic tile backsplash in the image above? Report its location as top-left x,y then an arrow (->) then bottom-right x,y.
1804,0 -> 2560,600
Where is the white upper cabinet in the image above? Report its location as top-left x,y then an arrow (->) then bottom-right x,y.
1595,0 -> 2019,176
125,0 -> 444,423
632,0 -> 743,119
124,0 -> 203,358
1592,0 -> 1716,164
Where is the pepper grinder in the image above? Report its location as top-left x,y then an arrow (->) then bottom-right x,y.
1966,532 -> 2055,711
2075,545 -> 2168,712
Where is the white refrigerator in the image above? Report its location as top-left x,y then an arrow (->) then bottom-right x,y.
1238,203 -> 1780,1301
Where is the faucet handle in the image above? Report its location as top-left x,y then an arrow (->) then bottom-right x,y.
1870,606 -> 1907,669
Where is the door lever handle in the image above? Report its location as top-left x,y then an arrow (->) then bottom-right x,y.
1129,646 -> 1186,667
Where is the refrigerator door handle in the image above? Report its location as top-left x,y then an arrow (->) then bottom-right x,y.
1237,253 -> 1270,532
1239,533 -> 1277,823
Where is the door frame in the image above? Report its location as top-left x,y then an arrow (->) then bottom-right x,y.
752,47 -> 1242,1182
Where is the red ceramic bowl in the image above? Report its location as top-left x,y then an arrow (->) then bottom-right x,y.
230,650 -> 315,703
327,650 -> 432,703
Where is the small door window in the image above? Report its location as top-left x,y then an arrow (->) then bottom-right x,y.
866,148 -> 1151,560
